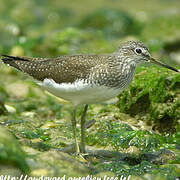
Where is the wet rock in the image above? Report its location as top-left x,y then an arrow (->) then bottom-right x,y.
4,104 -> 16,113
125,146 -> 140,156
40,122 -> 59,129
143,149 -> 176,165
21,111 -> 36,118
29,150 -> 89,177
6,82 -> 29,98
170,51 -> 180,65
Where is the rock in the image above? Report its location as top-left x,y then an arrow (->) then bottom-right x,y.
29,150 -> 89,177
170,51 -> 180,65
143,149 -> 176,165
125,146 -> 140,156
21,111 -> 36,118
4,104 -> 16,113
6,82 -> 29,98
40,122 -> 59,129
117,66 -> 180,132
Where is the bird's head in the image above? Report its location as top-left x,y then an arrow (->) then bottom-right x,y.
116,41 -> 179,72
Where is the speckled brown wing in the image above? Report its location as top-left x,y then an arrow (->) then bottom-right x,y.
1,55 -> 107,84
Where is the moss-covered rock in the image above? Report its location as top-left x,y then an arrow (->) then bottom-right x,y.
117,66 -> 180,132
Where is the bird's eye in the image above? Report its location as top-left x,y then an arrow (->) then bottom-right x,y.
135,48 -> 142,54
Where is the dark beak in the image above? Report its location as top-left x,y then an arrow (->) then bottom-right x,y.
150,57 -> 179,73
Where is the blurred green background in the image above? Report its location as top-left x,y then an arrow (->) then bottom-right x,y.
0,0 -> 180,66
0,0 -> 180,179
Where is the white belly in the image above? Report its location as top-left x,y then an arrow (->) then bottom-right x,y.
38,79 -> 122,106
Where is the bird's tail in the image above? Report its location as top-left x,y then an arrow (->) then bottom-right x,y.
1,55 -> 51,82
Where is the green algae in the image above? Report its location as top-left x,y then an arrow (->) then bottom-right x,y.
117,66 -> 180,133
86,114 -> 179,153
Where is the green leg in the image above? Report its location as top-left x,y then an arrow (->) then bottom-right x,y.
71,106 -> 80,154
80,104 -> 88,153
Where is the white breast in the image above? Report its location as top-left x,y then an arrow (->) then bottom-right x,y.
38,79 -> 122,106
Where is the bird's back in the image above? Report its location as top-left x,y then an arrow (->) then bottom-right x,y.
2,55 -> 108,83
1,54 -> 136,89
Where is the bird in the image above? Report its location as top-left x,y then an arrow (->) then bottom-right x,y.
1,41 -> 179,154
